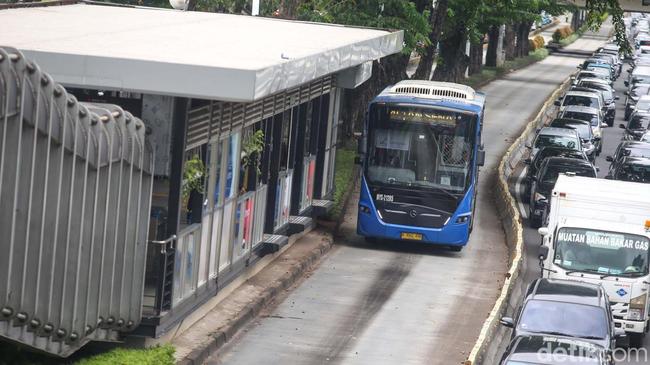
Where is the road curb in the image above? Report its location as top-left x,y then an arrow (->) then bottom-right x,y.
176,234 -> 334,365
464,77 -> 572,365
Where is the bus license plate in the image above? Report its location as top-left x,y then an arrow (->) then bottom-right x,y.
401,232 -> 422,241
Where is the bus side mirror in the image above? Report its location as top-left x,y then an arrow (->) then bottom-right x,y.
477,149 -> 486,166
538,245 -> 549,261
538,227 -> 549,236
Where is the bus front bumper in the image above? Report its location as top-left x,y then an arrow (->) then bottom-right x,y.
357,207 -> 470,246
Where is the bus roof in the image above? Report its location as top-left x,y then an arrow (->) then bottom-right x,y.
371,80 -> 486,114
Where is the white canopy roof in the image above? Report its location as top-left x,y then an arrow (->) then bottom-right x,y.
0,3 -> 403,101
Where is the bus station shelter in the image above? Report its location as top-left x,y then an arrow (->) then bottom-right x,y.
0,1 -> 403,354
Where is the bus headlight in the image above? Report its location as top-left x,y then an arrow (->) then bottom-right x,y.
456,215 -> 470,224
629,294 -> 647,320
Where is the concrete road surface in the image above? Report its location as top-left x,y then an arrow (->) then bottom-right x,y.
207,22 -> 614,365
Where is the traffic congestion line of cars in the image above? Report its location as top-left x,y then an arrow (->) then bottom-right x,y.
498,15 -> 650,365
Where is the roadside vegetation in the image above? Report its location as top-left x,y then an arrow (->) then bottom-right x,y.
327,146 -> 356,222
73,345 -> 175,365
464,48 -> 550,89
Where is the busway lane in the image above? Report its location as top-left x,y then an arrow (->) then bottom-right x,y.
207,23 -> 613,365
510,43 -> 649,365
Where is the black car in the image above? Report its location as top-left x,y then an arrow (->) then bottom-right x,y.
605,140 -> 650,175
624,83 -> 650,119
500,335 -> 609,365
529,157 -> 597,228
525,146 -> 590,185
549,118 -> 597,160
606,156 -> 650,183
620,111 -> 650,140
500,278 -> 625,361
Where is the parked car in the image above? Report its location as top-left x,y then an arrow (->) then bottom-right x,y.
575,79 -> 617,125
556,90 -> 603,116
549,118 -> 597,160
524,145 -> 590,199
558,105 -> 606,154
500,278 -> 625,360
500,335 -> 609,365
528,157 -> 597,227
620,111 -> 650,140
626,94 -> 650,121
624,83 -> 650,119
574,70 -> 612,86
606,156 -> 650,183
529,127 -> 583,158
605,140 -> 650,175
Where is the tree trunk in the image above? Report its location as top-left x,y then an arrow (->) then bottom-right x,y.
515,21 -> 532,58
279,0 -> 300,19
412,0 -> 449,80
504,24 -> 516,61
341,54 -> 410,137
485,25 -> 500,67
468,38 -> 483,76
432,26 -> 469,82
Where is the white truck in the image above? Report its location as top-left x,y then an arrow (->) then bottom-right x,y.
538,174 -> 650,346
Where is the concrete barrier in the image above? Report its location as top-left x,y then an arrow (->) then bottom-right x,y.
464,77 -> 572,365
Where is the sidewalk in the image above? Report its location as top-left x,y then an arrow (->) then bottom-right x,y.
173,228 -> 334,364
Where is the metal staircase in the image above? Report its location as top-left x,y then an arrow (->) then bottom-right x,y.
0,46 -> 154,357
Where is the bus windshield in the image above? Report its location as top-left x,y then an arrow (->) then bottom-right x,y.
555,227 -> 650,277
366,104 -> 477,193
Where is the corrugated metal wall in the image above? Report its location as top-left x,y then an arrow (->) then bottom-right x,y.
0,47 -> 154,357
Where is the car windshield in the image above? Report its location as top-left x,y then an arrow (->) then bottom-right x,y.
535,150 -> 584,168
616,162 -> 650,183
519,300 -> 608,339
562,111 -> 599,126
563,95 -> 599,108
555,227 -> 650,276
540,163 -> 595,185
366,104 -> 476,192
629,116 -> 650,130
535,135 -> 579,151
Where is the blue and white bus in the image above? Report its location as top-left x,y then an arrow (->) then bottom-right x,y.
356,81 -> 486,251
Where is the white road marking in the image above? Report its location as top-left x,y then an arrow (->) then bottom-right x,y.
515,166 -> 528,219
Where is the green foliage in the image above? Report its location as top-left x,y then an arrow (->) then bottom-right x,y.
296,0 -> 431,55
585,0 -> 630,55
327,147 -> 356,221
241,129 -> 265,175
182,154 -> 206,200
73,345 -> 175,365
463,48 -> 548,88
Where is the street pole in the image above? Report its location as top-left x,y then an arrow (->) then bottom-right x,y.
252,0 -> 260,15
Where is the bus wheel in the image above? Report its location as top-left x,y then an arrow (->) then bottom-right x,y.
449,245 -> 463,252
